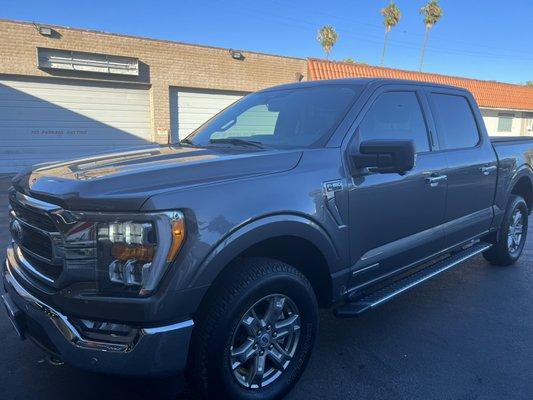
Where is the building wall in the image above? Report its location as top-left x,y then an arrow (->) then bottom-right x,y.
480,108 -> 530,136
0,19 -> 307,143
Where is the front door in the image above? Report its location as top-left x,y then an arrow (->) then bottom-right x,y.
347,87 -> 448,289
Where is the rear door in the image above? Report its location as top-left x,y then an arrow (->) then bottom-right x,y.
426,88 -> 498,247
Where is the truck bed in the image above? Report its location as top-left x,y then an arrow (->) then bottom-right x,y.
490,136 -> 533,144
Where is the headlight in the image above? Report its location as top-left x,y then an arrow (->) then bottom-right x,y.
96,211 -> 185,296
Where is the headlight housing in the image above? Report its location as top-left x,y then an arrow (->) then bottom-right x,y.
96,211 -> 185,296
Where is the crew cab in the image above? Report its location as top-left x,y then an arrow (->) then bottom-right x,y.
2,79 -> 532,400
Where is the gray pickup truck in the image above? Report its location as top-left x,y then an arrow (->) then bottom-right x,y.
2,78 -> 533,399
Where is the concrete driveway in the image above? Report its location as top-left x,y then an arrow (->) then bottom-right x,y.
1,175 -> 532,399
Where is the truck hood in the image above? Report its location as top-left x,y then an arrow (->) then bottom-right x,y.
12,145 -> 302,211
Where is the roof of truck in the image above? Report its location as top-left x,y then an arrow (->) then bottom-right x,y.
261,77 -> 467,94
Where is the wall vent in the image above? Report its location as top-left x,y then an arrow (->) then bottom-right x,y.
38,48 -> 139,76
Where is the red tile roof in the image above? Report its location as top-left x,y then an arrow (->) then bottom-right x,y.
308,59 -> 533,111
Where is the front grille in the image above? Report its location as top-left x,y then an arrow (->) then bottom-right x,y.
10,200 -> 57,232
9,192 -> 63,284
8,190 -> 98,288
20,249 -> 62,280
17,224 -> 53,260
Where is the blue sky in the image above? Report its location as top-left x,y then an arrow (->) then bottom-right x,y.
2,0 -> 532,84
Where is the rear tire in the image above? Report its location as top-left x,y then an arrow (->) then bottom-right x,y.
483,195 -> 529,266
188,257 -> 318,400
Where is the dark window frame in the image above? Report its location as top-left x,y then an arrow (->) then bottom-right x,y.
427,91 -> 482,152
356,89 -> 433,155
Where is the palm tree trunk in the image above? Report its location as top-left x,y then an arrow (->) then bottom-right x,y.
381,29 -> 389,67
419,26 -> 430,71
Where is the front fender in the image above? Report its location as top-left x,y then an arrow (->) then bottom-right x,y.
189,213 -> 343,288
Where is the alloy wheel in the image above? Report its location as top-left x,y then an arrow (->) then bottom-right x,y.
229,294 -> 301,389
508,208 -> 525,254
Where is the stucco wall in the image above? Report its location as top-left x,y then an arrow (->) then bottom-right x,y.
480,108 -> 529,136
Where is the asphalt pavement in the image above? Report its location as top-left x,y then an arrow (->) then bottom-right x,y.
1,174 -> 532,399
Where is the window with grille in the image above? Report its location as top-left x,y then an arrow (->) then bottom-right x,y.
497,113 -> 514,133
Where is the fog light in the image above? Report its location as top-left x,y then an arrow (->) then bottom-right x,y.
72,318 -> 138,343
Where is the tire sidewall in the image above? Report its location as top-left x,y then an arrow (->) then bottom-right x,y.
207,271 -> 317,400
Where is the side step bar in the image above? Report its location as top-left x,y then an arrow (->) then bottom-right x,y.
334,243 -> 491,318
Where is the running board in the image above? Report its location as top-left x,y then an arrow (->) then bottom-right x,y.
334,243 -> 491,318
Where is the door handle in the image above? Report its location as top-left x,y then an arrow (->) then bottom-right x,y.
426,174 -> 448,187
481,165 -> 497,176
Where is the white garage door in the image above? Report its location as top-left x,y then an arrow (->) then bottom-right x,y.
0,77 -> 152,173
171,88 -> 246,141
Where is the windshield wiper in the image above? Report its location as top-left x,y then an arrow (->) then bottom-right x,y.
209,138 -> 264,149
179,138 -> 196,146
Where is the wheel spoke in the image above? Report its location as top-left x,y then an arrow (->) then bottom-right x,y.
264,296 -> 285,325
231,338 -> 257,369
274,314 -> 300,339
242,311 -> 263,336
248,353 -> 266,387
268,342 -> 292,371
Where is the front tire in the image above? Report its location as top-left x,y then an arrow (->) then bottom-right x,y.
189,257 -> 318,400
483,195 -> 529,266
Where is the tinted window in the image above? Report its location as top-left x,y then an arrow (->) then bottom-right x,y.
431,93 -> 480,149
359,92 -> 430,153
187,85 -> 362,149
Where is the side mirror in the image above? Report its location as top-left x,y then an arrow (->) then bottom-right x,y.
351,139 -> 415,174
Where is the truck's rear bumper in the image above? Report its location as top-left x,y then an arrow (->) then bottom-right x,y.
2,253 -> 194,377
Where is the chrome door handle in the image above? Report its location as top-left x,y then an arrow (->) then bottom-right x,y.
426,174 -> 448,187
481,165 -> 497,175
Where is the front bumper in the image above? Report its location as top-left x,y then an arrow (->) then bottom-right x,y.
2,253 -> 194,377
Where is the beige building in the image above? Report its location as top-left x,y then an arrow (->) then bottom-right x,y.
0,19 -> 306,172
1,19 -> 532,173
480,108 -> 533,136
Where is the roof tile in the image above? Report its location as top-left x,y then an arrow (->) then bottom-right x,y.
308,59 -> 533,111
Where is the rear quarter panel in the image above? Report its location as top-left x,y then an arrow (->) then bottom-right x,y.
492,139 -> 533,226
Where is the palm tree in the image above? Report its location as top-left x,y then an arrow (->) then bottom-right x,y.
419,0 -> 443,71
380,1 -> 401,67
317,25 -> 339,59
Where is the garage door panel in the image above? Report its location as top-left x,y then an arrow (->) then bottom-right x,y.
172,88 -> 246,140
0,109 -> 150,123
0,99 -> 150,111
1,128 -> 152,141
0,78 -> 152,172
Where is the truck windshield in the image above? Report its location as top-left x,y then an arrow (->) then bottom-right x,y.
183,84 -> 362,149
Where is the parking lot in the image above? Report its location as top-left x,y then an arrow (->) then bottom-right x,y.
1,173 -> 532,400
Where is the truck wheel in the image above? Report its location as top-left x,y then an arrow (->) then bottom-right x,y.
189,257 -> 318,400
483,195 -> 529,266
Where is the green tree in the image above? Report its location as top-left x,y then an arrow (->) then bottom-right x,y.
380,1 -> 401,67
317,25 -> 339,59
419,0 -> 443,71
526,81 -> 533,86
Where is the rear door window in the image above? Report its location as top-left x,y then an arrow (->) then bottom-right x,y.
430,93 -> 480,149
359,91 -> 430,153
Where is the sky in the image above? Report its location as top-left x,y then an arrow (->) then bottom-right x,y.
2,0 -> 532,84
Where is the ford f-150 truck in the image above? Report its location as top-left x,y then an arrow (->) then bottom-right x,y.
2,78 -> 532,399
